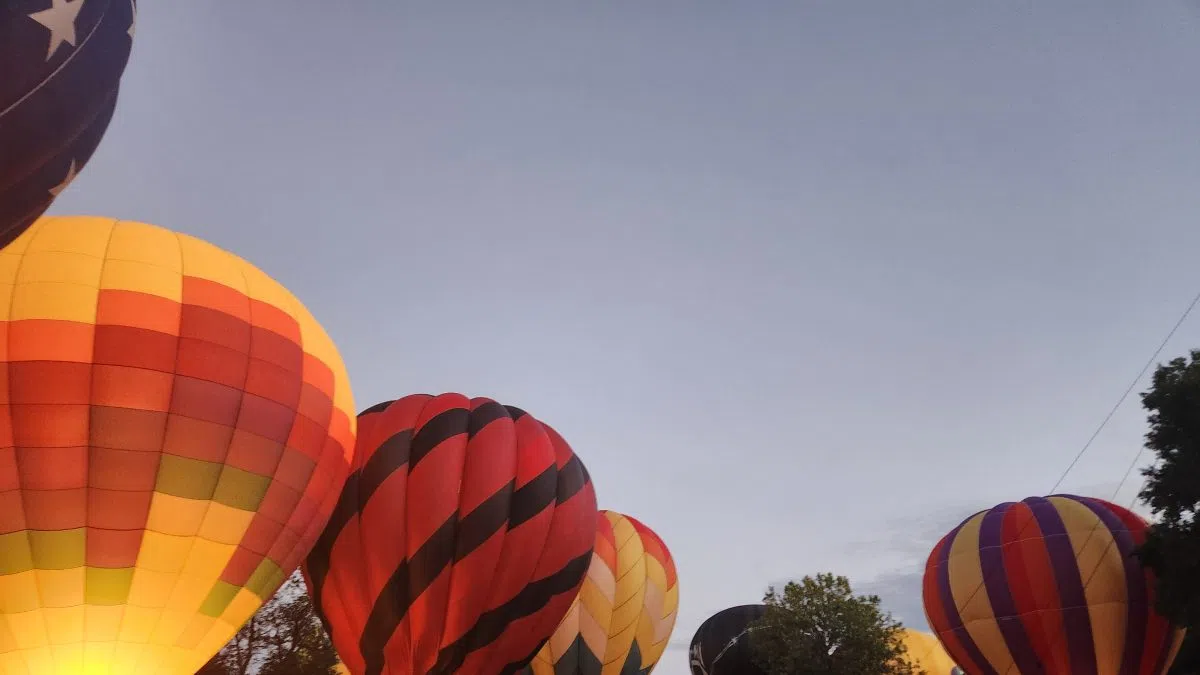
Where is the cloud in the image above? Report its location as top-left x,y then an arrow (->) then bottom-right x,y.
844,482 -> 1155,571
858,568 -> 930,630
760,500 -> 982,630
842,501 -> 981,561
843,502 -> 981,632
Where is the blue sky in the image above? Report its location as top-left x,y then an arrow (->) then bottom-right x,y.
51,2 -> 1200,673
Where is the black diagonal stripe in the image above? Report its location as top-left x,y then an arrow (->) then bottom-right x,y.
436,551 -> 595,675
564,634 -> 601,675
305,470 -> 361,608
509,465 -> 558,529
554,453 -> 588,505
359,515 -> 460,675
410,407 -> 470,469
577,457 -> 592,490
326,403 -> 516,671
619,638 -> 645,675
496,559 -> 594,675
576,633 -> 604,675
504,405 -> 529,420
313,403 -> 466,601
508,638 -> 551,675
454,481 -> 515,561
469,400 -> 510,436
509,633 -> 592,675
360,430 -> 416,500
360,399 -> 397,416
448,399 -> 521,561
306,428 -> 414,605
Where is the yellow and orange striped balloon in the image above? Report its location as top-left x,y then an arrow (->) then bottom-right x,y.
0,216 -> 356,674
523,510 -> 678,675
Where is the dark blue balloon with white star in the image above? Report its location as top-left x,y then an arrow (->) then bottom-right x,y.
0,0 -> 135,249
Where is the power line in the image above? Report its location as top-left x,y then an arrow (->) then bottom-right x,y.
1052,286 -> 1200,495
936,285 -> 1200,675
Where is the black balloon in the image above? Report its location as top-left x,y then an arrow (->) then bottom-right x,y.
688,604 -> 769,675
0,0 -> 137,247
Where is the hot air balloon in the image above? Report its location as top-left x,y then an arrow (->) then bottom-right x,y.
898,628 -> 960,675
0,215 -> 357,674
0,1 -> 137,248
302,393 -> 600,675
688,605 -> 768,675
523,511 -> 679,675
923,494 -> 1186,675
625,516 -> 679,674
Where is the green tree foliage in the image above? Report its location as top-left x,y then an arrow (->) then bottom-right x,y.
1137,349 -> 1200,626
197,571 -> 341,675
749,573 -> 918,675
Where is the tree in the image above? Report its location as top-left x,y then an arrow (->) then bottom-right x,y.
198,570 -> 342,675
1136,349 -> 1200,626
749,573 -> 917,675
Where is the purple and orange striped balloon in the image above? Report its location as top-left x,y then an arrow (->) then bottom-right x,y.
922,494 -> 1184,675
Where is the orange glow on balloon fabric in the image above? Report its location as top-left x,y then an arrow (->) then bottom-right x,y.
0,216 -> 356,674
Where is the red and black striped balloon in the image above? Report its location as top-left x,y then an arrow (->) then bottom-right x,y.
302,393 -> 600,675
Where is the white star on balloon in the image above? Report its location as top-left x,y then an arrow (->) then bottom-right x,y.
28,0 -> 85,61
49,160 -> 79,197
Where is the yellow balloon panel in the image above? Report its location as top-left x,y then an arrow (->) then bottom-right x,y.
0,216 -> 357,674
604,512 -> 648,674
625,515 -> 678,674
900,628 -> 960,675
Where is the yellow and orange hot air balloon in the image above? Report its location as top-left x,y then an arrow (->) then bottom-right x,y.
0,216 -> 356,674
626,515 -> 679,674
898,628 -> 959,675
523,510 -> 679,675
923,494 -> 1185,675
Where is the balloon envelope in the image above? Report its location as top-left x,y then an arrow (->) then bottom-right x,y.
625,515 -> 679,674
303,393 -> 599,675
0,1 -> 136,246
0,216 -> 357,674
923,494 -> 1185,675
523,511 -> 679,675
899,628 -> 960,675
688,605 -> 768,675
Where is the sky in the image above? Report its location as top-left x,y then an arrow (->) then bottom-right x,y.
48,2 -> 1200,674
